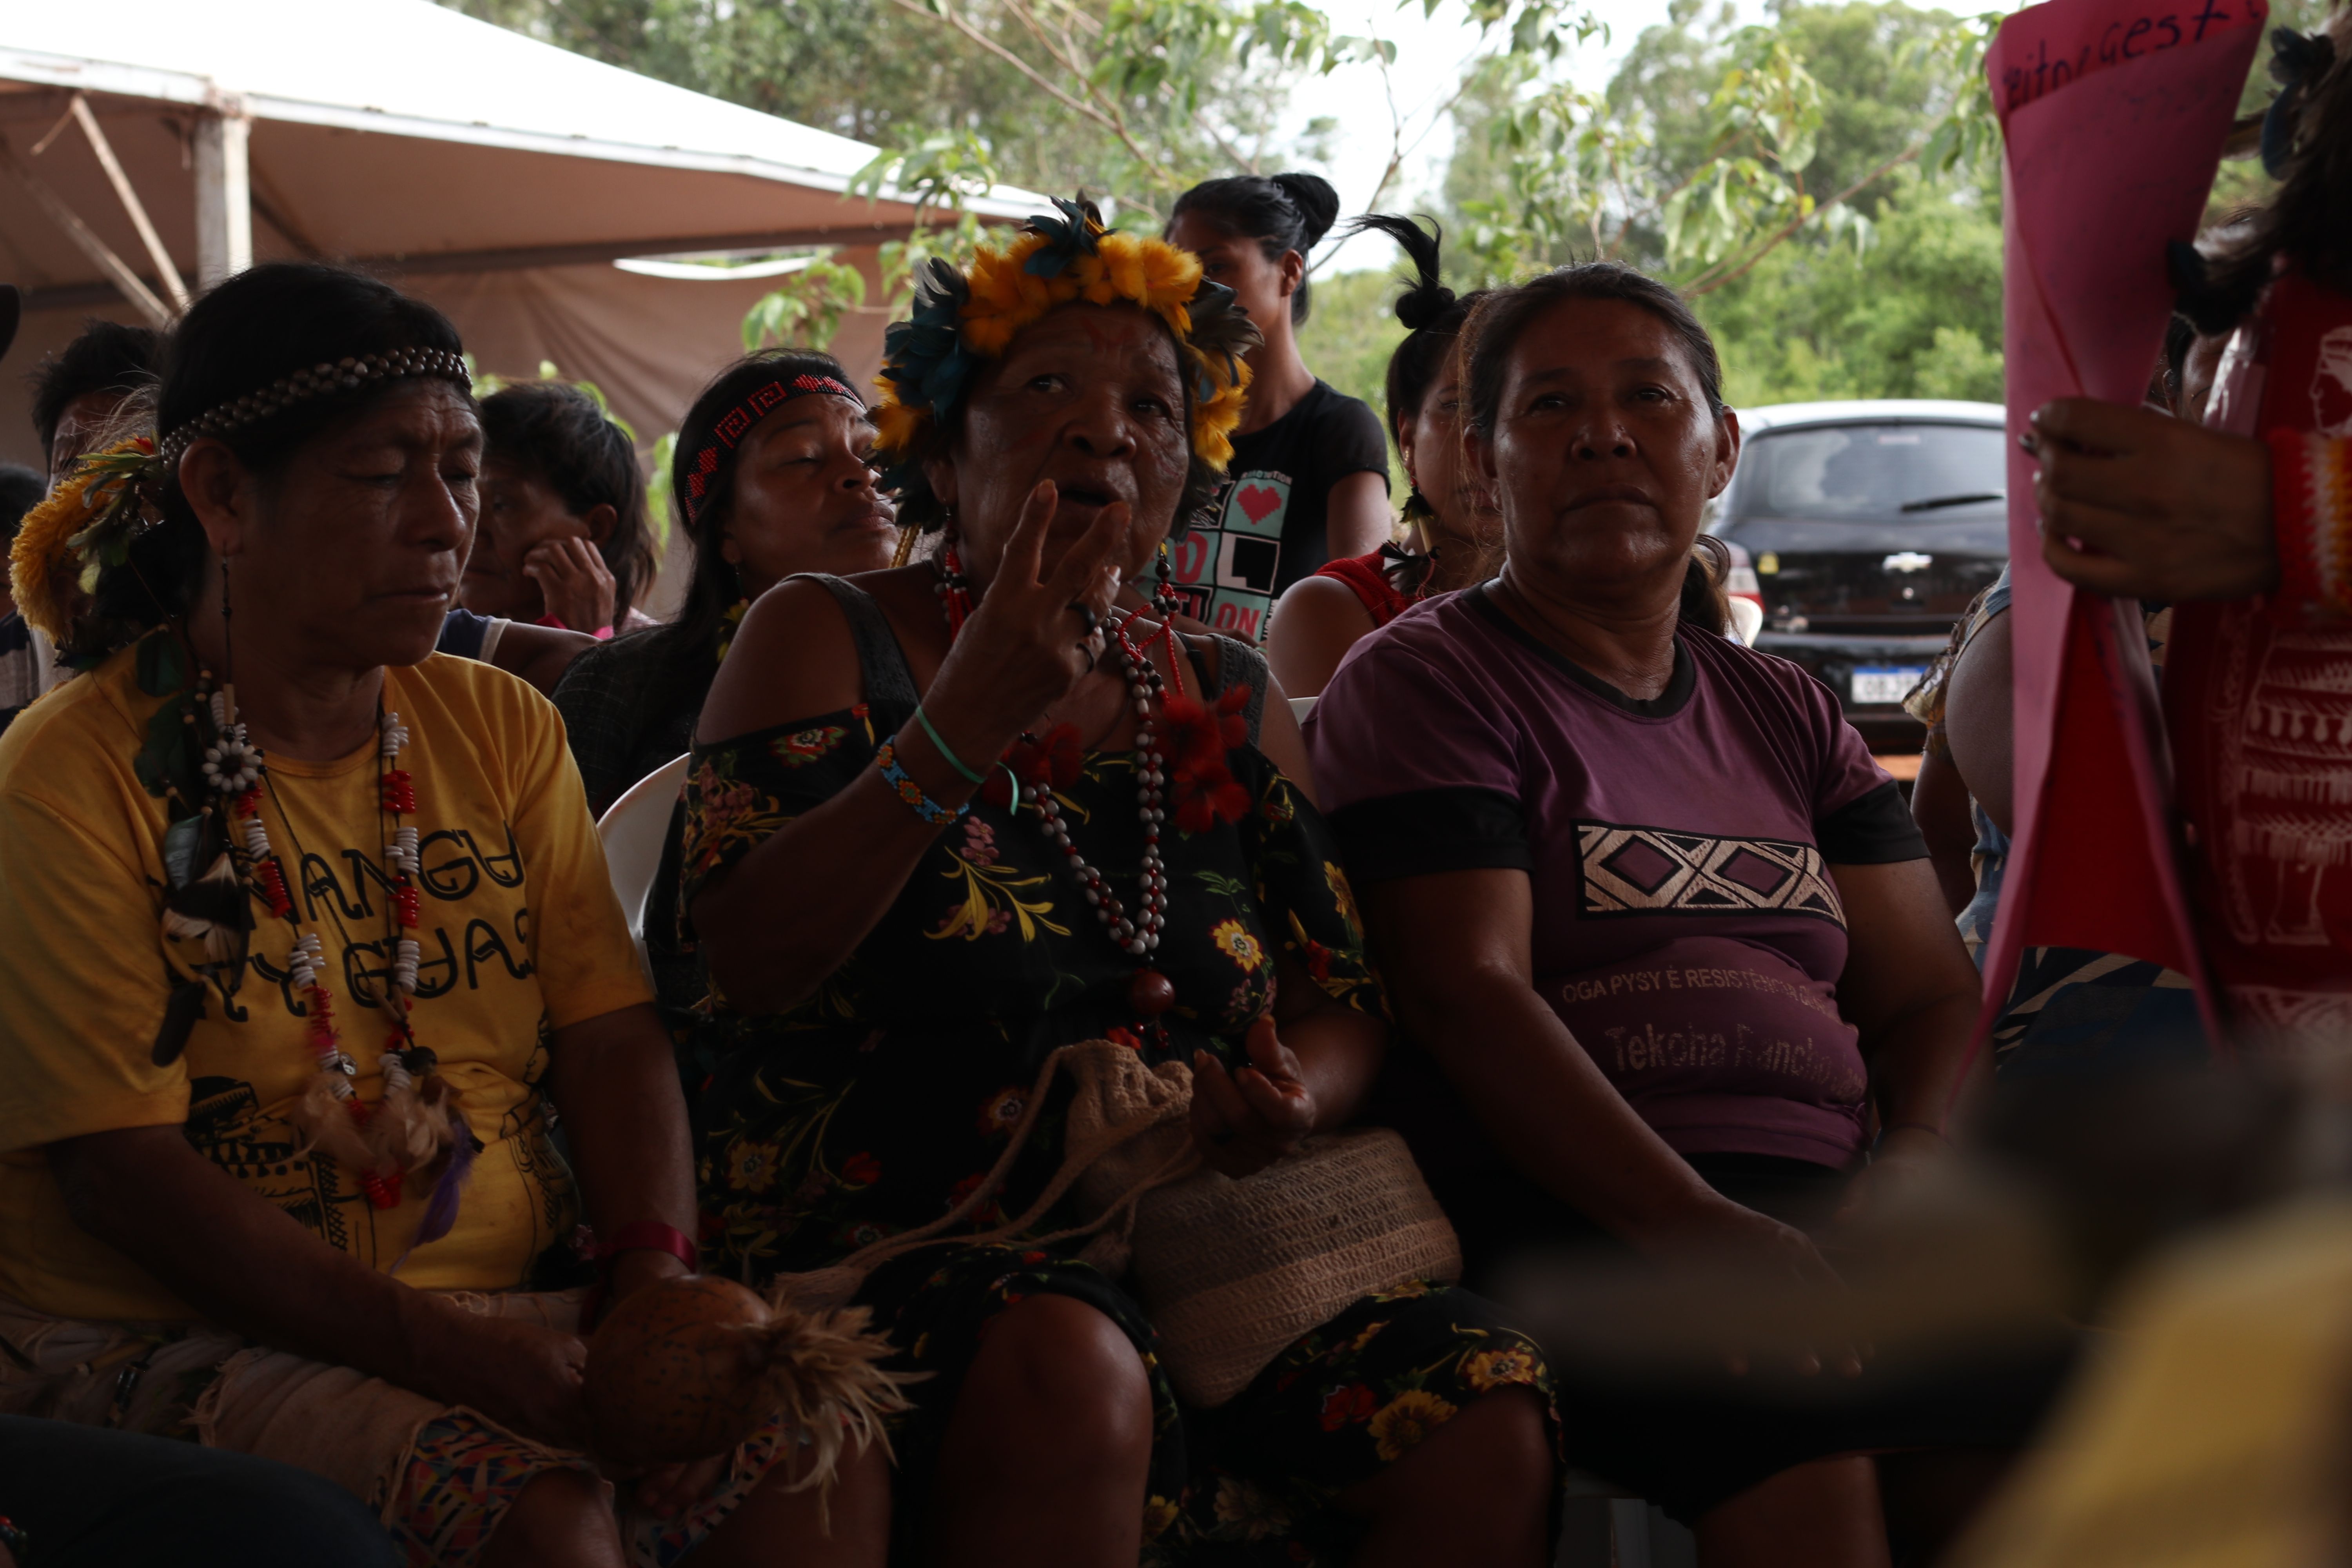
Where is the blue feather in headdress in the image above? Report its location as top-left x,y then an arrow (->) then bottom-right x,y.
1023,197 -> 1108,279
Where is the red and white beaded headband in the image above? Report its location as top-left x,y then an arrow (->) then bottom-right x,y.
157,347 -> 473,472
680,372 -> 864,523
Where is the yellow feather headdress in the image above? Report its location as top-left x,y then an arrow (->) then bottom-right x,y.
870,197 -> 1258,497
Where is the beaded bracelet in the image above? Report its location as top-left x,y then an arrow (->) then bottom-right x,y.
877,738 -> 966,825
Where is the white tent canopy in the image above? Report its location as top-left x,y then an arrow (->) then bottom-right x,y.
0,0 -> 1034,481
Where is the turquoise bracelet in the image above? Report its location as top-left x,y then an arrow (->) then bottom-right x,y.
913,705 -> 987,786
876,738 -> 965,826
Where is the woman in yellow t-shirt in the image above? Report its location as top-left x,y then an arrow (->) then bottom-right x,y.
0,265 -> 887,1567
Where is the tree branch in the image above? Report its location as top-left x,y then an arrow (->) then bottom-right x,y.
889,0 -> 1101,126
997,0 -> 1180,188
1681,140 -> 1918,297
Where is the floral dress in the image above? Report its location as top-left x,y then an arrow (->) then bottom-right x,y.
679,576 -> 1557,1564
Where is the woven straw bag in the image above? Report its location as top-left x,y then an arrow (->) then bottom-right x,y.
776,1039 -> 1460,1409
1120,1129 -> 1462,1407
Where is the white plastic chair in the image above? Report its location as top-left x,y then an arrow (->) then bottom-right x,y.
1288,695 -> 1316,723
1728,596 -> 1764,646
596,753 -> 691,970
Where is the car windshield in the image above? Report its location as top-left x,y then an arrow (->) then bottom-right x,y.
1738,423 -> 2005,519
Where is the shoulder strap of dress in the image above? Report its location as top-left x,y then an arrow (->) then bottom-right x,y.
792,573 -> 920,710
1207,634 -> 1270,748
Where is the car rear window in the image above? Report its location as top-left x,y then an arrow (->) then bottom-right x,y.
1737,423 -> 2005,519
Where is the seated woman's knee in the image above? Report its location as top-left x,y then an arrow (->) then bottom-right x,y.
485,1466 -> 619,1568
969,1295 -> 1150,1452
1458,1386 -> 1555,1483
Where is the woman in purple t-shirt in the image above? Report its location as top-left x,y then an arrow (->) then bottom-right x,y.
1309,264 -> 2028,1555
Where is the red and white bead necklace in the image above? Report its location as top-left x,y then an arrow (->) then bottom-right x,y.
224,685 -> 436,1210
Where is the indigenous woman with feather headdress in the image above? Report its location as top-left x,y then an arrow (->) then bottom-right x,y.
683,198 -> 1563,1566
0,264 -> 901,1568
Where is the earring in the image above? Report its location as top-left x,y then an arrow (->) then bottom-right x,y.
1152,539 -> 1182,619
934,512 -> 975,634
219,559 -> 236,696
1399,485 -> 1438,530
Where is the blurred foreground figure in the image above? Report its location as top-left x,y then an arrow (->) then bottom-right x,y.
1943,1065 -> 2352,1568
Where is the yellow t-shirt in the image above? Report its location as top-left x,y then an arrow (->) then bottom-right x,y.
0,638 -> 653,1321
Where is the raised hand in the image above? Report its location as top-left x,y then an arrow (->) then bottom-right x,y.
1190,1015 -> 1319,1178
523,535 -> 619,633
923,481 -> 1127,766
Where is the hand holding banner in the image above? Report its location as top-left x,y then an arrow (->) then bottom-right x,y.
1974,0 -> 2266,1072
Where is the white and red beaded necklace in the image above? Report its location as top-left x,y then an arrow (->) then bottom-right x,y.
215,675 -> 440,1210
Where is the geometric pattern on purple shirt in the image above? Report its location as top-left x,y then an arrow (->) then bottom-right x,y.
1578,821 -> 1846,924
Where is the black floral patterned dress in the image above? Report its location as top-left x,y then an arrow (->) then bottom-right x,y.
679,576 -> 1558,1564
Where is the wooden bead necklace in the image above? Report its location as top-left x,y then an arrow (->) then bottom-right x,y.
935,544 -> 1182,1035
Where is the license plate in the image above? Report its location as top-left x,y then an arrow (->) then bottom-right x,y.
1851,666 -> 1925,704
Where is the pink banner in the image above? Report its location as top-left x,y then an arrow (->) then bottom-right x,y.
1971,0 -> 2263,1073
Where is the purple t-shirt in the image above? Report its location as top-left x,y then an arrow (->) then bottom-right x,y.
1307,584 -> 1924,1168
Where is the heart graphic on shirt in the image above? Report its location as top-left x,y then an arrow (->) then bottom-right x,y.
1235,483 -> 1283,523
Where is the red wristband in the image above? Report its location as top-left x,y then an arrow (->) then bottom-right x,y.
580,1221 -> 698,1329
594,1221 -> 698,1270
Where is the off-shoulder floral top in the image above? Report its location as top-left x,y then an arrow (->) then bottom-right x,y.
678,576 -> 1382,1278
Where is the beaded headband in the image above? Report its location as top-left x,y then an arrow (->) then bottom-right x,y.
12,345 -> 473,652
680,371 -> 864,524
157,347 -> 473,472
869,197 -> 1259,496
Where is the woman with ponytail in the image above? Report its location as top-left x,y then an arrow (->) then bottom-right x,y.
1162,173 -> 1394,644
1268,214 -> 1506,697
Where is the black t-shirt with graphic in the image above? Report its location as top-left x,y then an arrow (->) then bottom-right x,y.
1164,379 -> 1388,643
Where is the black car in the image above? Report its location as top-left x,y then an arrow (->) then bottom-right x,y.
1709,400 -> 2009,754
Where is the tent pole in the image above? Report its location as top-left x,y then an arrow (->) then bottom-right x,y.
0,136 -> 173,329
194,104 -> 252,289
70,94 -> 189,313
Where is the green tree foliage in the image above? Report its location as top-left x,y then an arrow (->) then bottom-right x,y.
1693,165 -> 2005,405
1431,0 -> 2006,404
1296,268 -> 1410,485
740,258 -> 870,352
438,0 -> 1338,220
1445,0 -> 1998,291
445,0 -> 2300,414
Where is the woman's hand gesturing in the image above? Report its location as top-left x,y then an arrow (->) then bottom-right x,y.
1191,1016 -> 1319,1177
925,481 -> 1128,761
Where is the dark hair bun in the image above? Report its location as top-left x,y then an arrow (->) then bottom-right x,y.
1344,214 -> 1455,330
1270,172 -> 1341,249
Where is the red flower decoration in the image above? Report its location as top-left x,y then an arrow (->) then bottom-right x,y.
984,722 -> 1087,809
1301,938 -> 1334,983
1036,724 -> 1085,788
840,1151 -> 882,1184
1161,689 -> 1252,833
1319,1383 -> 1378,1430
